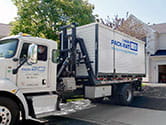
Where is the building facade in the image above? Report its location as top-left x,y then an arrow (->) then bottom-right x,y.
0,23 -> 10,38
145,23 -> 166,83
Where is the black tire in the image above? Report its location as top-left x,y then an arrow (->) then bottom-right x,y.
115,84 -> 133,105
0,97 -> 20,125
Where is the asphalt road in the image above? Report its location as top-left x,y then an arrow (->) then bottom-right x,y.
27,96 -> 166,125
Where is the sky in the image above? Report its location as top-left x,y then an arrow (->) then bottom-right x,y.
0,0 -> 17,24
0,0 -> 166,24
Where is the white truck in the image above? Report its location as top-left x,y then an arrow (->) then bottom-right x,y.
0,23 -> 145,125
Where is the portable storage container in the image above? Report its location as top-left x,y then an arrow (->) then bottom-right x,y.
76,23 -> 145,77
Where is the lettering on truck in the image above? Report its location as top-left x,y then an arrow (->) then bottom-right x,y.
21,66 -> 46,72
110,39 -> 138,55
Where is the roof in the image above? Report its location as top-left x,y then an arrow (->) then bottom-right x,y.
150,23 -> 166,34
151,50 -> 166,56
0,23 -> 10,38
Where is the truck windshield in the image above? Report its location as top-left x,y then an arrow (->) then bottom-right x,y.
0,39 -> 18,58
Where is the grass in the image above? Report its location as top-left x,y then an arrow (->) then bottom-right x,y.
66,95 -> 84,102
142,83 -> 147,87
67,98 -> 84,102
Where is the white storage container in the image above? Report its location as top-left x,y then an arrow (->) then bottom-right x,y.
76,23 -> 146,77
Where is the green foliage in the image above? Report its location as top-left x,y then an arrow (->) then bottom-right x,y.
11,0 -> 95,40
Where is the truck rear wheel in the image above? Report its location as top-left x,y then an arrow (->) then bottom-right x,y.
0,97 -> 20,125
115,84 -> 133,105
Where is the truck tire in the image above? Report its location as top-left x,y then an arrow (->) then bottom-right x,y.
0,97 -> 20,125
116,84 -> 133,105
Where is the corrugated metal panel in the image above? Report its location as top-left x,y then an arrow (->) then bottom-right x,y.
76,23 -> 145,76
98,24 -> 145,74
76,23 -> 96,76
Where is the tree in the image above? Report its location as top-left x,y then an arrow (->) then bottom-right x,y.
11,0 -> 95,40
99,13 -> 147,41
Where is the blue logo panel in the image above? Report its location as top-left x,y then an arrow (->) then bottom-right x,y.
130,41 -> 138,52
111,39 -> 138,55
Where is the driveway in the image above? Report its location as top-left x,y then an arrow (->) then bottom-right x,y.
66,96 -> 166,125
27,95 -> 166,125
26,83 -> 166,125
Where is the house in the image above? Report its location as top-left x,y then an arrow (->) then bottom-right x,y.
0,23 -> 10,38
115,15 -> 166,83
146,23 -> 166,83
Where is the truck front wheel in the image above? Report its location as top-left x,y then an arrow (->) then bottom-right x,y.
0,97 -> 20,125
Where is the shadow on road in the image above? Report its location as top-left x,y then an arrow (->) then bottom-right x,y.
43,116 -> 97,125
25,96 -> 166,125
24,116 -> 97,125
129,96 -> 166,111
97,96 -> 166,111
99,96 -> 166,111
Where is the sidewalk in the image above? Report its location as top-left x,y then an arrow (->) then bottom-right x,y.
138,83 -> 166,98
142,83 -> 166,87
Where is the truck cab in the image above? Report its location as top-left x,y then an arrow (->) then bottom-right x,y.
0,34 -> 58,93
0,34 -> 59,125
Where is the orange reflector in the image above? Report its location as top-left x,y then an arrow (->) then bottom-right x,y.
11,89 -> 17,93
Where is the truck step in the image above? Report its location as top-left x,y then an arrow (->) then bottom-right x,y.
24,118 -> 49,125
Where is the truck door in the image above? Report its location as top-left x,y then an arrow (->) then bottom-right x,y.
17,43 -> 49,89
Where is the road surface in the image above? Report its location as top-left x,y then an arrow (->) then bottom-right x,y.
27,96 -> 166,125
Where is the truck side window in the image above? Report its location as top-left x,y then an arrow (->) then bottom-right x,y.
20,43 -> 48,61
52,49 -> 59,63
38,45 -> 47,61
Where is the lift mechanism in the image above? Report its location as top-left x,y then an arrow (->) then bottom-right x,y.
57,23 -> 99,85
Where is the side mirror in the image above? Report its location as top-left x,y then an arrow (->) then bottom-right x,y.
27,44 -> 38,64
